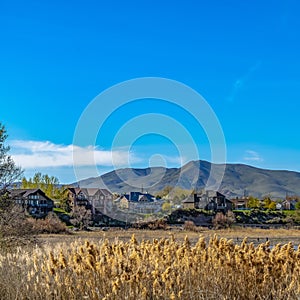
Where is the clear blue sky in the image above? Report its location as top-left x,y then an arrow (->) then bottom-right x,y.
1,0 -> 300,183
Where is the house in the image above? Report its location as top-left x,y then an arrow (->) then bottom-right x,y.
10,188 -> 54,217
67,187 -> 90,208
282,198 -> 299,210
183,190 -> 232,211
83,188 -> 113,215
118,192 -> 162,214
182,196 -> 195,209
66,187 -> 113,214
231,197 -> 250,210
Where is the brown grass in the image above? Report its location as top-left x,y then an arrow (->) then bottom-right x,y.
1,228 -> 300,299
39,227 -> 300,247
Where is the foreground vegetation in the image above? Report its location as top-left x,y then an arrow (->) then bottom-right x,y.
1,233 -> 300,299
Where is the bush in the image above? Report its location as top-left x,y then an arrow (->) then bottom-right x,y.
213,211 -> 236,229
183,220 -> 198,232
133,218 -> 168,230
27,212 -> 68,234
147,219 -> 167,230
70,206 -> 92,230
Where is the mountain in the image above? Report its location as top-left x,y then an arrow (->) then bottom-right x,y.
74,160 -> 300,198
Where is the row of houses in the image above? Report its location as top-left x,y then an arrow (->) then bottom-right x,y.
230,196 -> 299,210
7,188 -> 300,219
9,188 -> 162,218
7,187 -> 114,218
183,192 -> 300,211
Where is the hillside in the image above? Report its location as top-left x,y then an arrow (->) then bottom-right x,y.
74,161 -> 300,198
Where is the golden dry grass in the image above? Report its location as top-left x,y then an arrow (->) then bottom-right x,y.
1,229 -> 300,299
39,227 -> 300,246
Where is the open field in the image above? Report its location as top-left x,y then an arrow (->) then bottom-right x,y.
37,227 -> 300,247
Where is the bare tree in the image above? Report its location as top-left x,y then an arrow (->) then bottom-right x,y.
0,197 -> 32,237
0,123 -> 23,191
70,206 -> 92,230
212,211 -> 236,229
0,123 -> 32,248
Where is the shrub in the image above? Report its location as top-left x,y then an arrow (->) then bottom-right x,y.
70,206 -> 92,230
213,211 -> 236,229
147,219 -> 167,230
183,220 -> 198,232
27,212 -> 68,234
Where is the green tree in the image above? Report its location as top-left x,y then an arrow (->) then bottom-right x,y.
162,202 -> 172,213
268,201 -> 277,210
156,186 -> 173,199
263,196 -> 276,210
247,196 -> 260,209
21,172 -> 65,200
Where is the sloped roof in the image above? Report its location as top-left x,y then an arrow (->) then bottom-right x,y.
10,188 -> 39,197
100,189 -> 113,197
121,192 -> 155,202
182,196 -> 194,203
82,188 -> 100,197
10,188 -> 53,201
67,187 -> 82,195
196,190 -> 227,198
67,187 -> 112,197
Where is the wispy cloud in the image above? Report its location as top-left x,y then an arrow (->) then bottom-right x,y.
227,61 -> 261,102
9,140 -> 184,171
10,140 -> 137,169
243,150 -> 263,162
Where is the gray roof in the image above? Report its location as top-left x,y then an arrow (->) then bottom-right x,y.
182,196 -> 194,203
10,188 -> 53,202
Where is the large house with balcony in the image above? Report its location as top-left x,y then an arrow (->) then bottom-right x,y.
10,188 -> 54,217
183,190 -> 233,211
66,187 -> 113,215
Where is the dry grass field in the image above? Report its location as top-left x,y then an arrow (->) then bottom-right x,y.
1,228 -> 300,299
38,227 -> 300,247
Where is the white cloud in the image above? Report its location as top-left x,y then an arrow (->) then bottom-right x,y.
10,140 -> 136,169
243,150 -> 263,162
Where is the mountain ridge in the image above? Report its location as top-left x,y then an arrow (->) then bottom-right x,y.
73,160 -> 300,198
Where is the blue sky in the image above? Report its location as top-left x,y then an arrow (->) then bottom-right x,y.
1,0 -> 300,183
